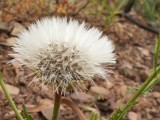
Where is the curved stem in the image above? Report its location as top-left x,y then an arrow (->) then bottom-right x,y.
0,73 -> 23,120
62,98 -> 87,120
52,92 -> 61,120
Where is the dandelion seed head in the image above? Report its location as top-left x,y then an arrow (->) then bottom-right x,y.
13,17 -> 116,94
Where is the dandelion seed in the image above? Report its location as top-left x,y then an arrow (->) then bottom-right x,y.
12,17 -> 116,94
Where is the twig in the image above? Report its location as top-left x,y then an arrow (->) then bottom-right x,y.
124,0 -> 136,13
123,14 -> 160,34
122,0 -> 160,34
61,97 -> 87,120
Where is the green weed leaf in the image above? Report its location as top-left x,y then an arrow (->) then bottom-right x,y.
89,112 -> 100,120
109,101 -> 138,120
22,104 -> 34,120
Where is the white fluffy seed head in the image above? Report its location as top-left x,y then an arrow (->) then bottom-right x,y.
13,17 -> 116,94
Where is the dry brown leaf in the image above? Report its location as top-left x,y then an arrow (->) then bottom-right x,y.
70,92 -> 94,103
26,99 -> 53,113
12,61 -> 24,83
41,103 -> 67,120
0,84 -> 20,95
128,112 -> 139,120
41,108 -> 53,120
89,86 -> 110,97
137,47 -> 150,57
11,22 -> 24,36
80,105 -> 100,116
0,37 -> 16,47
102,81 -> 113,89
0,22 -> 12,33
150,92 -> 160,98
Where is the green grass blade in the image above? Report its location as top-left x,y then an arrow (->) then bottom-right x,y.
89,112 -> 100,120
153,34 -> 160,70
22,104 -> 34,120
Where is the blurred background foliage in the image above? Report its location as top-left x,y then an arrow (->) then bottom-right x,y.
0,0 -> 160,28
135,0 -> 160,27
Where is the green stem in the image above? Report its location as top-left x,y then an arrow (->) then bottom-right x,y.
144,72 -> 160,92
117,66 -> 160,119
0,73 -> 23,120
52,91 -> 61,120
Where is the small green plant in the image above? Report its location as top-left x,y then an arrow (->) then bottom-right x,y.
89,112 -> 100,120
110,35 -> 160,120
89,0 -> 128,27
134,0 -> 160,27
0,73 -> 23,120
22,105 -> 34,120
102,0 -> 128,27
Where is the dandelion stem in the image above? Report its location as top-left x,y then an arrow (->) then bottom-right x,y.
0,73 -> 23,120
52,91 -> 61,120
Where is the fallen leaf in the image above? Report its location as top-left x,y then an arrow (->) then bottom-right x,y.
70,92 -> 94,103
0,22 -> 12,33
27,99 -> 53,113
89,86 -> 110,97
150,92 -> 160,98
0,84 -> 20,95
11,22 -> 24,36
119,62 -> 135,79
12,61 -> 24,84
128,111 -> 139,120
137,47 -> 150,57
102,81 -> 113,89
41,101 -> 65,120
80,105 -> 100,116
0,37 -> 16,46
41,107 -> 65,120
41,108 -> 52,120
